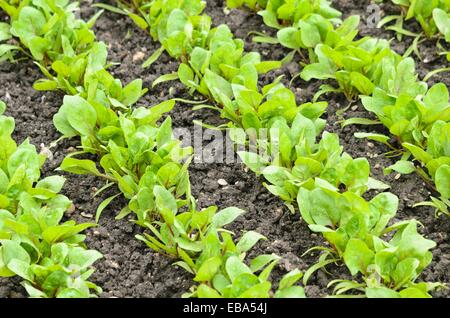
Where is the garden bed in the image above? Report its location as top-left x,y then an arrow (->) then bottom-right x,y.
0,0 -> 449,298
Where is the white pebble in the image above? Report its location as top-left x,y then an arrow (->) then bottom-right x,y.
218,179 -> 228,186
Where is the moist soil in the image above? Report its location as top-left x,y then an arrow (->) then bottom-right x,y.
0,0 -> 448,298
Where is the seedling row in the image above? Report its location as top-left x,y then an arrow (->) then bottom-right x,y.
0,0 -> 448,298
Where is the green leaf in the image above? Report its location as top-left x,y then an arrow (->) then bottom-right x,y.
225,256 -> 252,282
0,100 -> 6,115
255,61 -> 282,74
0,22 -> 11,42
68,247 -> 103,269
42,223 -> 95,244
96,193 -> 121,223
277,27 -> 301,49
303,258 -> 336,285
402,143 -> 433,164
122,79 -> 144,106
194,256 -> 222,282
7,258 -> 32,281
154,185 -> 177,214
127,12 -> 148,30
59,96 -> 97,136
1,240 -> 30,267
239,282 -> 271,297
341,117 -> 380,128
384,160 -> 416,175
197,284 -> 222,298
152,72 -> 179,88
366,287 -> 400,298
434,8 -> 450,42
142,46 -> 165,68
301,63 -> 334,81
237,151 -> 268,173
211,207 -> 245,228
250,254 -> 280,273
252,35 -> 279,44
36,176 -> 66,193
435,165 -> 450,199
236,231 -> 266,253
392,258 -> 420,288
59,158 -> 101,176
299,21 -> 321,48
278,269 -> 303,290
33,79 -> 58,91
92,3 -> 127,15
399,287 -> 431,298
275,286 -> 306,298
355,133 -> 392,147
343,239 -> 375,276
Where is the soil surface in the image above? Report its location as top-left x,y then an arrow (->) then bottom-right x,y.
0,0 -> 449,298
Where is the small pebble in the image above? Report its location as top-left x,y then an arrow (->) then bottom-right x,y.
351,105 -> 358,111
81,212 -> 94,218
107,260 -> 120,269
218,178 -> 228,186
132,51 -> 146,62
394,174 -> 401,180
367,142 -> 374,148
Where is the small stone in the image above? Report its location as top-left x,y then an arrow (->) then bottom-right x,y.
5,92 -> 11,101
374,164 -> 381,169
217,178 -> 228,186
394,174 -> 401,180
93,230 -> 100,236
351,105 -> 358,111
67,146 -> 76,153
132,51 -> 146,62
107,260 -> 120,269
367,142 -> 374,149
81,212 -> 94,218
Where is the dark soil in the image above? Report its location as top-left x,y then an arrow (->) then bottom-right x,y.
0,0 -> 448,298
